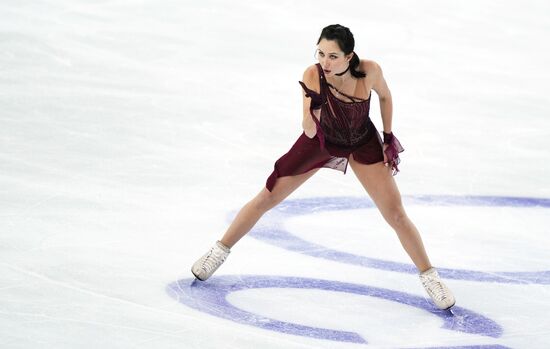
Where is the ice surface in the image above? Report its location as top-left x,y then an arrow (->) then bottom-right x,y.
1,0 -> 550,348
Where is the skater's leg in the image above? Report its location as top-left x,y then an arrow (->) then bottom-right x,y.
348,155 -> 432,272
220,168 -> 320,248
348,155 -> 455,309
191,168 -> 320,281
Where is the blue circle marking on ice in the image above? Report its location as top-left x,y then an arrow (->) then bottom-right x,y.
243,195 -> 550,284
167,275 -> 505,346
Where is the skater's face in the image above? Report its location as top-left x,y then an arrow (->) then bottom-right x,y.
315,39 -> 353,77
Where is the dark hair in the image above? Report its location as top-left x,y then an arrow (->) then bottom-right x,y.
317,24 -> 366,78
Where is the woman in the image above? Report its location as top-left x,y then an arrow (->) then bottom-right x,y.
191,24 -> 455,310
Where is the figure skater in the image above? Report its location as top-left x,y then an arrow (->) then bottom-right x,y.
191,24 -> 455,310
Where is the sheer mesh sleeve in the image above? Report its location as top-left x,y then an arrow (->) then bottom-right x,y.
298,81 -> 323,109
299,81 -> 326,149
383,132 -> 404,175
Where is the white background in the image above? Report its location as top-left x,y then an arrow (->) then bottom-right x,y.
1,0 -> 550,348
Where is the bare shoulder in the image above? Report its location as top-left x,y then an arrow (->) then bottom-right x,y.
360,59 -> 390,97
302,64 -> 320,92
360,59 -> 382,77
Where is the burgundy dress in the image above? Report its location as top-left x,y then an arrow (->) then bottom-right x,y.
265,63 -> 390,192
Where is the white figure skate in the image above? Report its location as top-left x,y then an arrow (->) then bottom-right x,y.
419,267 -> 456,310
191,241 -> 230,281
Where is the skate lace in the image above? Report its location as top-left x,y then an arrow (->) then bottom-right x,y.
201,247 -> 227,273
422,276 -> 448,301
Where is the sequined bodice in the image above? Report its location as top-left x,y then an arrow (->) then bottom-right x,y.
299,63 -> 373,148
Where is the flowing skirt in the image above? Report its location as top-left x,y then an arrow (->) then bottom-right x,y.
265,122 -> 384,192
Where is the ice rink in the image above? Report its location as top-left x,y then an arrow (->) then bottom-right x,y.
2,1 -> 550,348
